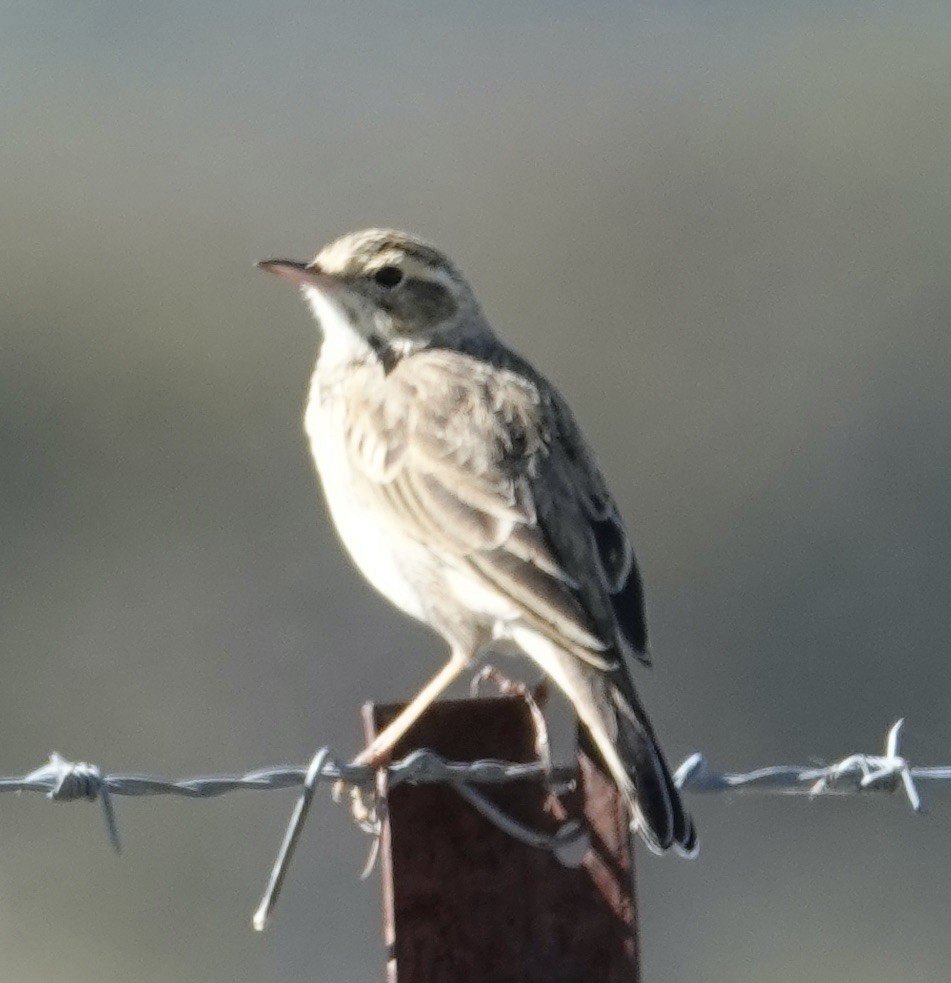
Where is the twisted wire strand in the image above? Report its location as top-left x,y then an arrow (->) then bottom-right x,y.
5,720 -> 940,929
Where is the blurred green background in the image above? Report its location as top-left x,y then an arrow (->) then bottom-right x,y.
2,2 -> 951,980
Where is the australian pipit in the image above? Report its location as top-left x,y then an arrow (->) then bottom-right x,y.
258,229 -> 696,855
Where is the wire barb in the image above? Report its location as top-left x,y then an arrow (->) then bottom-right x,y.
674,719 -> 931,813
22,753 -> 121,853
252,747 -> 337,931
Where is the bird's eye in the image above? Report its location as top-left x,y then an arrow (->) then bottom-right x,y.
373,266 -> 404,289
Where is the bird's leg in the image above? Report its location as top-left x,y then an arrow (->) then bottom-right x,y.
337,649 -> 472,822
352,649 -> 471,767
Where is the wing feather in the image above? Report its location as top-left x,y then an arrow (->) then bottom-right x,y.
340,347 -> 648,664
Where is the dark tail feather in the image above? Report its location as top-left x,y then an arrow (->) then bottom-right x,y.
581,684 -> 698,857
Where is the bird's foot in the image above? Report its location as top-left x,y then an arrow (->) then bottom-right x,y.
348,785 -> 381,835
332,748 -> 390,834
469,664 -> 550,709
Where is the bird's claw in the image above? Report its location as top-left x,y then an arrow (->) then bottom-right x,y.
349,785 -> 381,833
331,774 -> 382,835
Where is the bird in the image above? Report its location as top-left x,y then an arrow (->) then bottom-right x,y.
257,228 -> 696,856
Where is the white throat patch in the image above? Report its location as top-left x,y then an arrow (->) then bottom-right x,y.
304,286 -> 372,362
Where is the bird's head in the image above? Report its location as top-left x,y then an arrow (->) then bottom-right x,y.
258,228 -> 490,360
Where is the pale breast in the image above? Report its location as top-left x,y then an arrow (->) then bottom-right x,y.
304,369 -> 429,624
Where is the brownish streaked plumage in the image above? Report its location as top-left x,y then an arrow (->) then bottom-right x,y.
258,228 -> 696,855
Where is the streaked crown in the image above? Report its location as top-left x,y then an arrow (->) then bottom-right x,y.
313,228 -> 464,283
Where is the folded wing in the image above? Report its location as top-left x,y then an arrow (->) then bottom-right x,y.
340,347 -> 649,667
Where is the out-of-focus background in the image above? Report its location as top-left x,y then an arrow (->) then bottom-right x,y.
2,2 -> 950,980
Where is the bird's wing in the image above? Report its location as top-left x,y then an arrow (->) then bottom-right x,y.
544,374 -> 650,663
341,347 -> 648,665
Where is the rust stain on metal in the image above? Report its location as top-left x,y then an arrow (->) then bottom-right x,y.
363,696 -> 639,983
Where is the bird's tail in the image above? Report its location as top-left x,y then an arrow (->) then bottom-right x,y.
511,628 -> 697,856
602,682 -> 697,857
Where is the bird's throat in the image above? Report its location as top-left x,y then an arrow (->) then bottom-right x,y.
304,286 -> 376,366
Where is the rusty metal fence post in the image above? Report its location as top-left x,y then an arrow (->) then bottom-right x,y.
364,696 -> 639,983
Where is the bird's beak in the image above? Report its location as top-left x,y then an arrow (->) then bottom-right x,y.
256,259 -> 333,289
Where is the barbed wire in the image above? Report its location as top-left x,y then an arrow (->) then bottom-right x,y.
1,719 -> 942,929
674,719 -> 943,810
